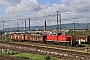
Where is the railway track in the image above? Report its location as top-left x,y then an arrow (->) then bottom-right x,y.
0,41 -> 90,60
5,41 -> 90,53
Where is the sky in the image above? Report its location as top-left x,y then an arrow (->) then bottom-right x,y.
0,0 -> 90,29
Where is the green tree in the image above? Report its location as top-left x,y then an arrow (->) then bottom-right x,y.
68,30 -> 73,36
85,26 -> 89,32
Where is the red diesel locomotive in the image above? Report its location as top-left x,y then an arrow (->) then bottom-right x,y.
45,34 -> 75,45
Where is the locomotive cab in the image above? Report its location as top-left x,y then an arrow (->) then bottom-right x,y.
87,36 -> 90,43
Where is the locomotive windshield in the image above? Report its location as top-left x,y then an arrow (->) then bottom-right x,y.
67,37 -> 71,41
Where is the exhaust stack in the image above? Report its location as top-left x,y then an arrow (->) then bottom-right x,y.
44,21 -> 46,31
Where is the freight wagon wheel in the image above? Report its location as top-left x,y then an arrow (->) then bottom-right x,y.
61,43 -> 64,46
66,42 -> 70,46
63,43 -> 66,46
59,42 -> 62,45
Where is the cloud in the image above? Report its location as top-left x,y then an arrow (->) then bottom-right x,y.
1,0 -> 90,29
6,0 -> 41,13
0,0 -> 20,6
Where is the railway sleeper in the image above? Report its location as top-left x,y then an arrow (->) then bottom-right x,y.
47,51 -> 50,54
59,53 -> 63,56
37,49 -> 41,52
71,55 -> 89,60
54,52 -> 59,55
42,51 -> 46,53
80,56 -> 90,60
50,52 -> 55,54
75,55 -> 79,58
80,56 -> 85,60
63,54 -> 68,56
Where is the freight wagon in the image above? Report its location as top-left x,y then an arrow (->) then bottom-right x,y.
11,33 -> 46,42
29,34 -> 46,42
11,33 -> 25,41
74,36 -> 90,44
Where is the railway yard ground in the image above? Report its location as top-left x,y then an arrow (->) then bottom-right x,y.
0,55 -> 25,60
0,49 -> 60,60
0,40 -> 90,60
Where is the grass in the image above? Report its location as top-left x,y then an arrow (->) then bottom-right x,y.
0,49 -> 63,60
0,51 -> 5,55
11,52 -> 61,60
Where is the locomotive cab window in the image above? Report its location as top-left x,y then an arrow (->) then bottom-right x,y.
67,37 -> 71,41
